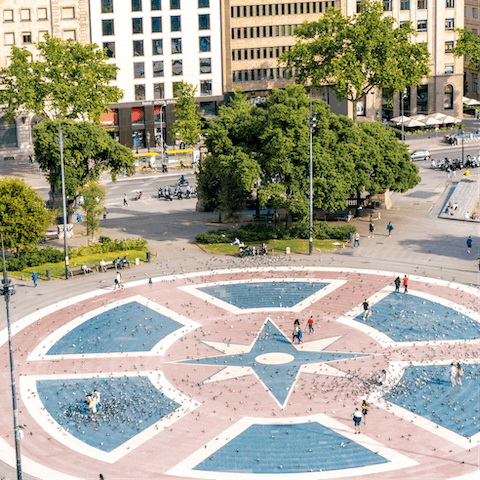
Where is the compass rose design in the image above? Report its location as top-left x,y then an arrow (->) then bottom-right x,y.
178,319 -> 368,407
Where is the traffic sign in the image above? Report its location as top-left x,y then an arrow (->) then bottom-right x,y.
435,124 -> 439,131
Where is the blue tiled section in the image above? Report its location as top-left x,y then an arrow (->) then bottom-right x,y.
184,320 -> 363,406
46,301 -> 182,355
198,282 -> 329,309
37,376 -> 181,452
385,364 -> 479,438
194,422 -> 389,473
357,293 -> 479,342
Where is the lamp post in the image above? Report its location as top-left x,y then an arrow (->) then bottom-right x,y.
58,119 -> 69,280
401,89 -> 406,142
461,130 -> 465,166
0,235 -> 22,480
308,102 -> 317,256
146,131 -> 151,153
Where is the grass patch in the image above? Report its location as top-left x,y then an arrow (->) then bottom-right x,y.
201,239 -> 344,255
11,250 -> 149,280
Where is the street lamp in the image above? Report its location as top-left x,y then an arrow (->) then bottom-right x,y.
308,105 -> 317,256
0,235 -> 22,480
401,89 -> 407,142
57,118 -> 69,280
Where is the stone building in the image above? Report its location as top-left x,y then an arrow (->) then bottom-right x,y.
464,0 -> 479,101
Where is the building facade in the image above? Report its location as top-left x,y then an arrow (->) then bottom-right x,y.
90,0 -> 224,148
464,0 -> 479,101
0,0 -> 89,157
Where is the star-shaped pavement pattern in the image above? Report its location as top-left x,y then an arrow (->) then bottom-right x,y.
179,319 -> 367,407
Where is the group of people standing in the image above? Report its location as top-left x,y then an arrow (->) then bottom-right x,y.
292,316 -> 315,344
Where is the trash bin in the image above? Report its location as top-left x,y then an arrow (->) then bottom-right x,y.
285,247 -> 290,255
146,251 -> 151,262
46,269 -> 51,280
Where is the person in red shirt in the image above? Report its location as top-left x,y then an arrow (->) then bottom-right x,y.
307,316 -> 314,334
403,275 -> 409,294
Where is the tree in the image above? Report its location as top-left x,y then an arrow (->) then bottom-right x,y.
78,182 -> 107,240
280,1 -> 430,120
0,178 -> 54,255
170,82 -> 204,145
33,120 -> 134,209
453,29 -> 480,72
0,34 -> 122,122
200,85 -> 420,222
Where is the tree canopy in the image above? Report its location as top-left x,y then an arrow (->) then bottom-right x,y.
280,0 -> 430,119
453,29 -> 480,72
33,120 -> 135,202
170,82 -> 203,145
0,177 -> 54,255
0,33 -> 122,122
78,181 -> 107,240
198,85 -> 420,221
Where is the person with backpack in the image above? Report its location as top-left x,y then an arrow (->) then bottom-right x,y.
387,222 -> 394,237
394,276 -> 401,293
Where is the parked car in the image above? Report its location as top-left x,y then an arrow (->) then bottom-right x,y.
410,150 -> 430,161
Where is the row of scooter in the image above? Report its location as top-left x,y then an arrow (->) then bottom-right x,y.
431,155 -> 480,170
158,185 -> 197,200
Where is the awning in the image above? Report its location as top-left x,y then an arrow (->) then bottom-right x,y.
463,96 -> 480,106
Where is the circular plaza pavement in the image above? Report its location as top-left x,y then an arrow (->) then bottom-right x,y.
0,267 -> 478,480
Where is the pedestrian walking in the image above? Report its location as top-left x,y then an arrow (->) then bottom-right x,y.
369,222 -> 375,237
352,408 -> 362,434
466,236 -> 472,254
77,213 -> 82,222
123,194 -> 129,207
386,222 -> 394,237
403,275 -> 409,293
362,299 -> 372,320
353,232 -> 360,247
32,271 -> 38,288
456,362 -> 464,386
394,276 -> 401,293
446,165 -> 451,179
307,316 -> 314,334
114,272 -> 124,291
361,400 -> 369,425
378,369 -> 387,386
450,362 -> 457,387
103,208 -> 108,219
297,327 -> 303,344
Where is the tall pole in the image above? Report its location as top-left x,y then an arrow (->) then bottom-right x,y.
461,130 -> 465,166
308,95 -> 316,256
401,90 -> 404,142
59,118 -> 69,279
0,235 -> 22,480
160,105 -> 165,167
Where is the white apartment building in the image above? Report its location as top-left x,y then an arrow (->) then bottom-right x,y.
89,0 -> 223,147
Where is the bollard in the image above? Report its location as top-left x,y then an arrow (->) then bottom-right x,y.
135,257 -> 140,266
46,269 -> 51,280
146,251 -> 151,262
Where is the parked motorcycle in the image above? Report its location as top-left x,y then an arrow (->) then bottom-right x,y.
164,187 -> 173,201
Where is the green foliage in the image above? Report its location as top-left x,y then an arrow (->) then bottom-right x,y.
69,238 -> 147,258
34,120 -> 134,202
453,29 -> 480,71
0,177 -> 54,255
196,222 -> 355,244
170,82 -> 204,145
280,0 -> 430,118
0,33 -> 122,122
78,181 -> 107,239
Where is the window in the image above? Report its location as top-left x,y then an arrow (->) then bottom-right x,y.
4,33 -> 14,45
474,7 -> 478,18
417,85 -> 428,113
445,18 -> 454,30
61,7 -> 75,19
154,83 -> 165,99
200,57 -> 211,74
445,0 -> 454,6
133,40 -> 144,56
417,20 -> 427,31
172,59 -> 183,75
200,80 -> 212,96
445,41 -> 454,53
132,0 -> 142,11
102,19 -> 114,35
103,41 -> 115,58
199,14 -> 210,30
383,0 -> 392,10
22,32 -> 32,43
4,10 -> 13,21
132,18 -> 143,34
170,0 -> 181,9
444,65 -> 454,74
417,0 -> 426,8
171,16 -> 181,31
400,0 -> 410,9
38,8 -> 48,20
473,74 -> 478,93
101,0 -> 114,13
152,38 -> 163,55
134,62 -> 145,78
444,84 -> 453,109
153,60 -> 164,76
199,36 -> 210,52
151,0 -> 161,10
63,30 -> 76,40
152,17 -> 162,32
173,82 -> 182,97
171,38 -> 182,53
198,0 -> 209,7
134,85 -> 145,101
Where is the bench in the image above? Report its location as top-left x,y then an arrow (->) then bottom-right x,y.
99,261 -> 117,272
69,264 -> 96,276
